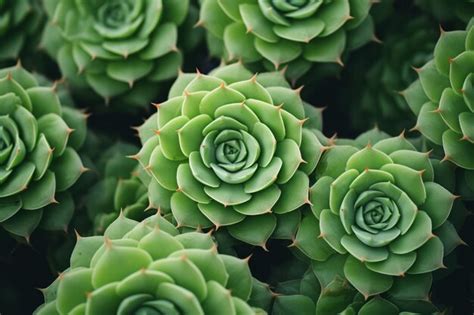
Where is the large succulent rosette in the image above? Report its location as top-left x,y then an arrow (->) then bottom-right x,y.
41,0 -> 191,109
135,63 -> 323,246
85,142 -> 152,234
340,15 -> 437,134
200,0 -> 375,79
404,19 -> 474,170
295,133 -> 461,298
35,214 -> 264,315
0,0 -> 43,63
0,65 -> 86,238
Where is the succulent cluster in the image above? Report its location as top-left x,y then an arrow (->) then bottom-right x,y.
0,65 -> 86,238
135,63 -> 323,246
200,0 -> 375,78
41,0 -> 192,109
1,2 -> 472,314
405,19 -> 474,170
295,132 -> 461,298
35,214 -> 263,315
0,0 -> 44,63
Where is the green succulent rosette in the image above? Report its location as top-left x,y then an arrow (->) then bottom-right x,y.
135,63 -> 323,247
340,15 -> 437,134
41,0 -> 191,109
35,214 -> 265,315
404,19 -> 474,170
84,142 -> 153,234
0,65 -> 87,239
0,0 -> 43,63
199,0 -> 375,79
294,132 -> 462,298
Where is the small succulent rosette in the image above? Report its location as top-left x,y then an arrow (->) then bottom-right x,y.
199,0 -> 375,78
0,65 -> 87,239
35,214 -> 265,315
41,0 -> 193,109
404,19 -> 474,170
134,63 -> 323,247
84,142 -> 152,234
294,132 -> 463,299
0,0 -> 44,63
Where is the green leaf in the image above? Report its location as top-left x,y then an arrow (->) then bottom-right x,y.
344,256 -> 393,297
304,29 -> 346,63
204,183 -> 251,206
273,170 -> 309,214
407,237 -> 444,274
159,116 -> 189,161
2,209 -> 42,238
341,235 -> 388,263
198,201 -> 245,226
381,163 -> 426,206
319,209 -> 347,254
227,214 -> 277,246
106,58 -> 153,85
37,113 -> 70,157
170,192 -> 213,228
295,215 -> 335,261
239,4 -> 279,43
50,148 -> 83,191
234,185 -> 281,215
274,17 -> 324,43
421,182 -> 454,229
365,252 -> 416,276
255,38 -> 302,68
389,211 -> 432,255
21,171 -> 56,210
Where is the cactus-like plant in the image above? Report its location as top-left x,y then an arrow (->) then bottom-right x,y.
0,64 -> 87,239
294,131 -> 462,298
35,214 -> 265,315
134,63 -> 323,247
41,0 -> 194,110
340,15 -> 438,134
84,142 -> 153,234
0,0 -> 43,63
199,0 -> 375,79
404,19 -> 474,169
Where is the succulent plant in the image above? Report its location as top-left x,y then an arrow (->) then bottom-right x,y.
404,19 -> 474,170
35,214 -> 265,315
0,64 -> 87,239
199,0 -> 375,79
0,0 -> 44,63
84,142 -> 153,234
41,0 -> 195,110
339,15 -> 438,134
134,63 -> 323,247
294,130 -> 462,298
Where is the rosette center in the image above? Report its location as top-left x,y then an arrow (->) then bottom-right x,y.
201,128 -> 261,184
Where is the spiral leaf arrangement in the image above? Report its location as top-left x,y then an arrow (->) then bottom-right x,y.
133,63 -> 323,246
35,214 -> 263,315
295,133 -> 462,298
41,0 -> 191,109
199,0 -> 375,78
0,65 -> 87,238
